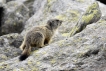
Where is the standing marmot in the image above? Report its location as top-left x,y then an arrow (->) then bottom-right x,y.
19,19 -> 62,61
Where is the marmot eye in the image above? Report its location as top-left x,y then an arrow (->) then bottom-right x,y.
56,20 -> 59,22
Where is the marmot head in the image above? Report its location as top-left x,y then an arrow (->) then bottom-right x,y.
47,19 -> 62,30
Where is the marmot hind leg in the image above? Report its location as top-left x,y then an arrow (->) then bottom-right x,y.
44,38 -> 51,45
19,43 -> 31,61
37,37 -> 45,48
20,39 -> 26,51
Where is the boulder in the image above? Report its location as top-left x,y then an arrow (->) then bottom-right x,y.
69,1 -> 101,36
1,1 -> 29,35
0,33 -> 22,63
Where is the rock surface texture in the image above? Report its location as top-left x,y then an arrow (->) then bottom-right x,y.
0,0 -> 106,71
69,2 -> 101,36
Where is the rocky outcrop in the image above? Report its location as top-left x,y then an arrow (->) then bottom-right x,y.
0,0 -> 106,71
0,17 -> 106,71
0,33 -> 22,63
69,2 -> 101,36
0,0 -> 29,35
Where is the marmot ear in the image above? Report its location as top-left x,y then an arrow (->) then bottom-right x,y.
47,20 -> 53,26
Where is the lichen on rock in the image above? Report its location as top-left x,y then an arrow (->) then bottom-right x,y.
70,1 -> 102,36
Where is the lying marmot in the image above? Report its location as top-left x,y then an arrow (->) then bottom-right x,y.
19,19 -> 62,61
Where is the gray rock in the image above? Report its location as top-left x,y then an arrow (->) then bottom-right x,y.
0,0 -> 106,71
0,0 -> 6,4
70,1 -> 102,36
23,0 -> 35,17
0,33 -> 22,63
1,1 -> 29,35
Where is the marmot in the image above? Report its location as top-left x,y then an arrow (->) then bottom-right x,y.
19,19 -> 62,61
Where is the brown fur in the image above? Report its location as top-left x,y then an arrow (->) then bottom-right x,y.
19,19 -> 62,61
